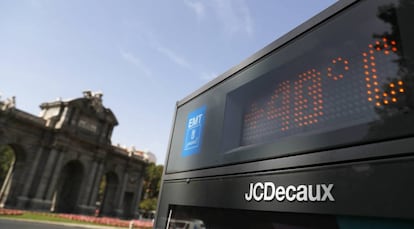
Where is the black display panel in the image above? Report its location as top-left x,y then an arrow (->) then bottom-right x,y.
236,39 -> 403,146
166,0 -> 414,173
221,0 -> 414,153
167,205 -> 414,229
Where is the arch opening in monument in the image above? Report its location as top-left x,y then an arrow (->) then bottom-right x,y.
53,160 -> 84,213
0,144 -> 26,208
99,171 -> 119,217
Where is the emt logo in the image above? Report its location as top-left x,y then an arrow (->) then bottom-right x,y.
244,182 -> 334,202
182,106 -> 206,157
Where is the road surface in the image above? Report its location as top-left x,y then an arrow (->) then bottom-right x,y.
0,218 -> 116,229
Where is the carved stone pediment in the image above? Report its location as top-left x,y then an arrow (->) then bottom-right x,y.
90,97 -> 104,114
83,91 -> 104,114
77,116 -> 98,133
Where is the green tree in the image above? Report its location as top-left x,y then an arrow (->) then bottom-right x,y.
139,198 -> 158,212
0,145 -> 14,187
139,163 -> 163,211
97,175 -> 107,205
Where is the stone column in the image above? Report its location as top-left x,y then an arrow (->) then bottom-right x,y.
45,151 -> 65,201
16,146 -> 44,208
45,152 -> 65,213
77,160 -> 99,215
88,161 -> 104,207
30,148 -> 59,210
132,171 -> 144,218
81,160 -> 99,204
114,171 -> 128,217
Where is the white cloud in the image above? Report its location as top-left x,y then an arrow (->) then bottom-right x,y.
211,0 -> 254,37
152,41 -> 219,82
120,49 -> 152,77
183,0 -> 254,36
184,0 -> 206,20
134,28 -> 216,82
153,43 -> 192,70
239,2 -> 254,36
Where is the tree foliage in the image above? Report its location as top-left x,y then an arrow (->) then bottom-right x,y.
139,198 -> 158,212
0,145 -> 15,186
97,175 -> 107,205
139,163 -> 163,211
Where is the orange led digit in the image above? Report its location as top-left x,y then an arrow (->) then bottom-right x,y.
363,38 -> 402,107
267,81 -> 291,132
294,70 -> 322,127
240,36 -> 407,146
327,57 -> 348,80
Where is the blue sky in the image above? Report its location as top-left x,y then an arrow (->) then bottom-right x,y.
0,0 -> 337,164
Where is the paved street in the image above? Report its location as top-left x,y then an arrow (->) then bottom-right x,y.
0,218 -> 119,229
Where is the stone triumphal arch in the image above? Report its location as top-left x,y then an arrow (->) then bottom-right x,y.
0,91 -> 148,219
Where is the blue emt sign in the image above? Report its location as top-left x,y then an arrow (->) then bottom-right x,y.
182,106 -> 206,157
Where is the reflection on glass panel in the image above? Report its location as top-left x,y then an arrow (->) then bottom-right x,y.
167,205 -> 414,229
167,205 -> 338,229
168,219 -> 206,229
337,216 -> 414,229
225,0 -> 414,148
